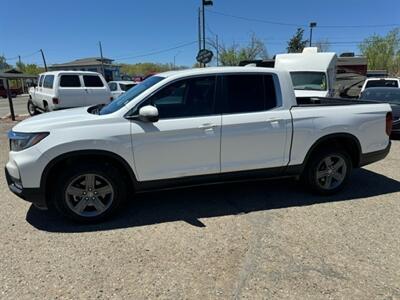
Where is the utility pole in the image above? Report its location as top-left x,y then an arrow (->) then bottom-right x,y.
40,49 -> 48,71
99,41 -> 105,78
216,34 -> 219,66
309,22 -> 317,47
18,55 -> 21,67
202,2 -> 205,50
198,7 -> 202,52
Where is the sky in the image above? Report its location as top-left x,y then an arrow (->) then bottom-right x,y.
1,0 -> 400,67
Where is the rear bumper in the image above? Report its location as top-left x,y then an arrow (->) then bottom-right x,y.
359,142 -> 391,167
5,167 -> 47,209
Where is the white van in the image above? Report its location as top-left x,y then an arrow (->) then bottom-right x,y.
28,71 -> 112,115
275,47 -> 337,98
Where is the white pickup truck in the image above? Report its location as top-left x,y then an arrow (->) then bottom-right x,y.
6,67 -> 392,222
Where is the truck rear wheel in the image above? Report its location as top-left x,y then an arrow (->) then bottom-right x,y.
52,163 -> 127,222
304,149 -> 352,195
27,100 -> 39,116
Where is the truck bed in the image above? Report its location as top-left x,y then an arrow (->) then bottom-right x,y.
295,97 -> 377,106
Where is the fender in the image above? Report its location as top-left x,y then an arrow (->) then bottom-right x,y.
40,150 -> 139,193
294,132 -> 362,173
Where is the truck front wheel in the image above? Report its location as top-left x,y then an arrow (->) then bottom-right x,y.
52,163 -> 127,222
304,149 -> 352,195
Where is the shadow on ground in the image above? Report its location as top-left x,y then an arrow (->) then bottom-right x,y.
26,168 -> 400,233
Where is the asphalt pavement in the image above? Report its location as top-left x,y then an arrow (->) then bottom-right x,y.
0,95 -> 29,118
0,120 -> 399,299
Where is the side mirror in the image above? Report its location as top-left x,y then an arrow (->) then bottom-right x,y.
138,105 -> 159,122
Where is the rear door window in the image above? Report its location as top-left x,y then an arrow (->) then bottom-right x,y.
59,75 -> 81,87
222,74 -> 277,114
43,75 -> 54,89
83,75 -> 104,87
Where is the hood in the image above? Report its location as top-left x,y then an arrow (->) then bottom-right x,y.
13,107 -> 100,132
294,90 -> 329,98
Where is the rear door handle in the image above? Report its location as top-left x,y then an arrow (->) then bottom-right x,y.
266,117 -> 282,122
198,123 -> 216,129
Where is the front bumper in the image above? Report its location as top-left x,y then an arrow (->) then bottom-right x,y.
359,141 -> 391,167
5,167 -> 47,209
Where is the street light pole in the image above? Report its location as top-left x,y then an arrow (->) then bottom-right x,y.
309,22 -> 317,47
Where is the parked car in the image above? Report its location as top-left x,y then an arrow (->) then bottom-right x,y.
28,71 -> 112,115
274,47 -> 337,98
108,81 -> 137,99
6,67 -> 392,222
360,77 -> 400,94
359,87 -> 400,138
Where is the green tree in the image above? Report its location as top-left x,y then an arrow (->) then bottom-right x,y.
120,62 -> 185,76
287,28 -> 308,53
215,34 -> 268,66
359,28 -> 400,75
0,55 -> 11,70
16,61 -> 44,75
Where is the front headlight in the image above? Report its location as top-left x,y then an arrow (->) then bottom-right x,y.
8,131 -> 49,152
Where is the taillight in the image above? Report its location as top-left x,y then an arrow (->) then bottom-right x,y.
386,112 -> 393,136
52,97 -> 59,104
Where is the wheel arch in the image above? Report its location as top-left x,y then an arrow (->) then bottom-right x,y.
41,150 -> 139,205
301,133 -> 362,171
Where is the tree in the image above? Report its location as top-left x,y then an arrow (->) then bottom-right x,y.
314,39 -> 331,52
15,61 -> 44,75
359,28 -> 400,75
213,34 -> 268,66
287,28 -> 308,53
0,55 -> 11,70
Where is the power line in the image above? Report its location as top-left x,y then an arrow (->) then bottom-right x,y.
5,50 -> 40,61
114,41 -> 198,61
207,10 -> 305,27
207,9 -> 400,29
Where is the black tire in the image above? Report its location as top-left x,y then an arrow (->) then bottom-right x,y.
51,162 -> 127,223
303,149 -> 352,195
27,100 -> 39,116
43,102 -> 49,112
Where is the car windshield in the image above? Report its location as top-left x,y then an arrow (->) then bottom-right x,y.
290,72 -> 327,91
100,76 -> 164,115
360,89 -> 400,104
365,80 -> 399,89
120,83 -> 136,91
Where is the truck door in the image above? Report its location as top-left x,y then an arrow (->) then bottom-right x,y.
220,74 -> 292,173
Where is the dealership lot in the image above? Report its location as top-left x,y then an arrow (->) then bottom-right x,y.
0,120 -> 399,299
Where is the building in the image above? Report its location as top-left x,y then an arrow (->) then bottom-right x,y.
49,57 -> 121,81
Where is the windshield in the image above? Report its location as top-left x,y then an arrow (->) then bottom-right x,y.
290,72 -> 327,91
360,89 -> 400,104
120,83 -> 136,91
365,80 -> 399,89
100,76 -> 164,115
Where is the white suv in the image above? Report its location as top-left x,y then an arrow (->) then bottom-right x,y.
28,71 -> 112,115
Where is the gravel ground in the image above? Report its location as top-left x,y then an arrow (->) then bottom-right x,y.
0,120 -> 399,299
